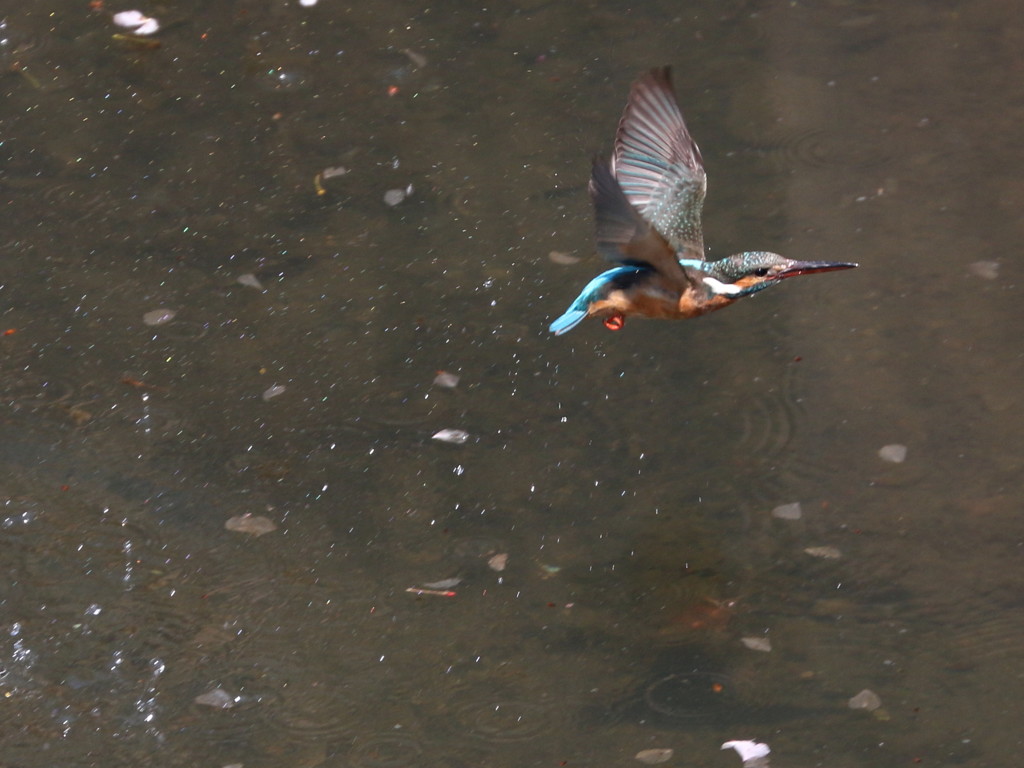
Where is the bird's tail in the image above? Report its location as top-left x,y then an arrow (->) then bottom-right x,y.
549,306 -> 589,335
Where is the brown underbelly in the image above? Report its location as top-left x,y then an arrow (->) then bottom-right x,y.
592,290 -> 734,320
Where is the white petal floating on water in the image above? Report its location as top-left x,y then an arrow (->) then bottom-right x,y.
433,370 -> 461,388
143,308 -> 176,326
721,740 -> 770,765
878,443 -> 907,463
402,48 -> 428,68
113,10 -> 160,35
432,428 -> 470,445
321,165 -> 348,179
299,0 -> 319,6
422,577 -> 461,590
771,502 -> 802,520
968,260 -> 999,280
804,545 -> 841,560
113,10 -> 147,26
195,687 -> 236,709
134,18 -> 159,34
262,384 -> 287,401
848,688 -> 882,711
635,748 -> 673,764
383,184 -> 414,207
224,514 -> 278,536
740,637 -> 772,652
548,250 -> 581,265
488,553 -> 509,572
237,273 -> 264,290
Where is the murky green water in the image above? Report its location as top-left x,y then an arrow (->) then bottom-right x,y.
2,0 -> 1021,765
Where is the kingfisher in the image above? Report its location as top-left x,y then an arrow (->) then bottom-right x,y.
549,67 -> 857,335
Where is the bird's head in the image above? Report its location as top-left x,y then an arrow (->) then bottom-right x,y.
702,251 -> 858,298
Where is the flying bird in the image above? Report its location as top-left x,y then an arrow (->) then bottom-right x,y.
549,67 -> 856,335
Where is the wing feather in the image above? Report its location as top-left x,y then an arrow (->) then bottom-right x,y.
612,67 -> 707,261
589,158 -> 693,290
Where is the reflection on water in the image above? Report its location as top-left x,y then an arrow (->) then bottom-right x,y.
1,0 -> 1022,764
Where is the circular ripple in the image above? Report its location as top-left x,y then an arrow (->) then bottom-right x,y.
744,128 -> 895,171
348,732 -> 424,768
0,372 -> 75,411
102,595 -> 204,659
947,611 -> 1024,666
643,671 -> 736,720
736,387 -> 798,461
355,388 -> 438,428
269,684 -> 367,743
457,699 -> 553,742
11,504 -> 169,593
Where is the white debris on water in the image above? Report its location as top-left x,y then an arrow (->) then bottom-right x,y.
548,250 -> 581,265
804,545 -> 842,560
771,502 -> 802,520
262,384 -> 287,401
487,553 -> 509,572
968,260 -> 999,280
237,273 -> 264,290
384,184 -> 414,207
634,748 -> 673,764
321,165 -> 348,179
433,371 -> 461,388
878,443 -> 907,463
112,10 -> 160,35
194,687 -> 236,709
402,48 -> 428,68
432,428 -> 470,445
224,514 -> 278,536
848,688 -> 882,711
741,637 -> 772,652
721,740 -> 771,767
142,308 -> 176,326
422,577 -> 461,590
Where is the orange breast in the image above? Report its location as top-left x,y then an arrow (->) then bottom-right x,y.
590,289 -> 679,320
588,284 -> 740,322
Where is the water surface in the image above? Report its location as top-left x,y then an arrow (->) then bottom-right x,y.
1,1 -> 1021,765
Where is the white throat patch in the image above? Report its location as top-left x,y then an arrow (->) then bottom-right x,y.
703,276 -> 742,296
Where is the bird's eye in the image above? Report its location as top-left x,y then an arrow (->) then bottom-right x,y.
753,267 -> 770,277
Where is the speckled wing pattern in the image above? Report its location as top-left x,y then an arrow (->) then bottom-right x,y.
611,67 -> 707,262
589,158 -> 690,289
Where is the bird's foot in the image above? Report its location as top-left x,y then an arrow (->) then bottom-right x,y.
603,312 -> 625,331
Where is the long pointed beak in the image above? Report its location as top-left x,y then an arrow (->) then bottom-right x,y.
779,261 -> 858,279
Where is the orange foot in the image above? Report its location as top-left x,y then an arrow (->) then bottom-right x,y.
603,313 -> 625,331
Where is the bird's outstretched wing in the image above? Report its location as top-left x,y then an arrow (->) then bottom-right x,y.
612,67 -> 706,261
589,158 -> 693,290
